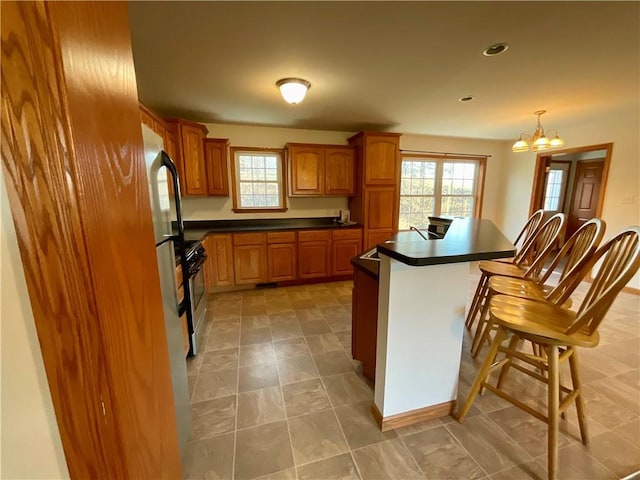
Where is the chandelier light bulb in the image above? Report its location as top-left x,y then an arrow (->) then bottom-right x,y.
276,78 -> 311,105
512,110 -> 564,154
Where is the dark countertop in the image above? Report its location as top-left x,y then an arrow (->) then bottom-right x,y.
376,218 -> 515,267
351,256 -> 380,279
177,217 -> 361,242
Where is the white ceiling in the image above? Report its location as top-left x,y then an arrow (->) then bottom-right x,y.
128,1 -> 639,141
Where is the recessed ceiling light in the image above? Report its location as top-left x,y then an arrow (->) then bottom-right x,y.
458,95 -> 474,102
482,43 -> 509,57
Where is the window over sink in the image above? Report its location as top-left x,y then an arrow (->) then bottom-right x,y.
230,147 -> 287,213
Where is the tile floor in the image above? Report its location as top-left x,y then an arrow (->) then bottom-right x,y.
184,266 -> 640,479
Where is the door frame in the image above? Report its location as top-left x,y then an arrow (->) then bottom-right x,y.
529,143 -> 613,218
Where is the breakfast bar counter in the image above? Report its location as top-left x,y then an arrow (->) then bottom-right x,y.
370,218 -> 514,431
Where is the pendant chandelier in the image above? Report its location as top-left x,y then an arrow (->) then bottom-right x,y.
512,110 -> 564,153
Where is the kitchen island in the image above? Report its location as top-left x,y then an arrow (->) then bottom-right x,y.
367,218 -> 514,431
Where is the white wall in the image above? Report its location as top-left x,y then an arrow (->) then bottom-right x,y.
498,104 -> 640,289
180,123 -> 354,220
0,169 -> 69,478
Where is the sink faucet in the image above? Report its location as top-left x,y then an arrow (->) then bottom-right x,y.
409,225 -> 428,240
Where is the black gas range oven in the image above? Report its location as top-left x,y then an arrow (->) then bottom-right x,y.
175,239 -> 207,356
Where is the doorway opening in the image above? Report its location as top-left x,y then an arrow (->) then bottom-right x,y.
529,143 -> 613,241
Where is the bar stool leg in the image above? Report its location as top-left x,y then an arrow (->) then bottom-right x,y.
568,348 -> 590,445
456,327 -> 507,422
470,290 -> 494,357
547,345 -> 560,480
496,335 -> 521,388
465,273 -> 488,329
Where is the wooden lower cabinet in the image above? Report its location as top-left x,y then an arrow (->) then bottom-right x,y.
267,231 -> 297,282
203,234 -> 234,291
352,266 -> 379,382
233,233 -> 267,284
298,230 -> 331,279
364,229 -> 394,251
331,229 -> 362,276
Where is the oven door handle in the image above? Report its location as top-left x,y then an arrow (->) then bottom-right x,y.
188,255 -> 207,277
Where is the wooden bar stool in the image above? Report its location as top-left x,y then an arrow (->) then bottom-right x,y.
494,208 -> 545,264
465,212 -> 565,332
457,226 -> 640,480
470,218 -> 606,357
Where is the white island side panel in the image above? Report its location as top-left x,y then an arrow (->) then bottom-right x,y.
375,255 -> 467,417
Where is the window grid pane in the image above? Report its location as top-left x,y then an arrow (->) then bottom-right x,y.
544,170 -> 563,211
235,152 -> 283,209
399,160 -> 437,228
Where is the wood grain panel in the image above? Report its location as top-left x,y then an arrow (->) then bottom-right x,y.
364,136 -> 400,185
365,187 -> 397,230
332,239 -> 362,276
1,1 -> 182,477
181,123 -> 207,195
288,145 -> 324,195
204,138 -> 230,196
325,147 -> 355,195
234,244 -> 268,284
203,234 -> 235,290
352,268 -> 379,382
268,243 -> 297,282
298,240 -> 331,279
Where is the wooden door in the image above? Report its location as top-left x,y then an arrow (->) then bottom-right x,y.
268,243 -> 297,281
325,147 -> 355,195
180,123 -> 207,195
204,138 -> 230,196
567,160 -> 604,238
365,187 -> 397,230
288,145 -> 324,195
203,234 -> 234,290
364,136 -> 399,185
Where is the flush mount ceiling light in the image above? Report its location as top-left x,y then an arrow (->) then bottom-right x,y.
512,110 -> 565,153
276,78 -> 311,105
483,43 -> 509,56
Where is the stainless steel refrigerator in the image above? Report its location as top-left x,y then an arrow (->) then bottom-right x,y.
142,125 -> 191,459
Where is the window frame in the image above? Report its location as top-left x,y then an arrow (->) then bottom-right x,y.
398,154 -> 486,230
229,146 -> 288,213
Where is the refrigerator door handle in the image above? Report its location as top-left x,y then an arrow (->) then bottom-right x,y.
161,151 -> 184,238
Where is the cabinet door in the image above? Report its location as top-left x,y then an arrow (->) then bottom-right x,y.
288,145 -> 324,195
268,243 -> 297,282
204,139 -> 229,196
364,230 -> 393,250
298,240 -> 330,279
364,136 -> 399,185
233,244 -> 267,284
180,123 -> 207,195
164,130 -> 178,163
365,187 -> 397,230
352,268 -> 379,382
325,147 -> 355,195
203,234 -> 234,290
332,239 -> 362,276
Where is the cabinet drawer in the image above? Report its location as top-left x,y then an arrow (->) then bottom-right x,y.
233,232 -> 267,246
176,264 -> 183,286
298,230 -> 331,242
267,231 -> 296,244
332,228 -> 362,240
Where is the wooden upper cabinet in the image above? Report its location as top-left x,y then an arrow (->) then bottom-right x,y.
287,143 -> 355,196
365,187 -> 397,230
364,135 -> 400,185
325,147 -> 355,195
288,145 -> 324,195
139,102 -> 165,139
204,138 -> 230,196
164,118 -> 209,196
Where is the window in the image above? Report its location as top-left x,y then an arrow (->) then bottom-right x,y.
543,169 -> 563,211
230,147 -> 286,212
398,155 -> 485,230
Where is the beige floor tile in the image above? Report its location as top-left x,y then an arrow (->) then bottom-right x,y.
305,333 -> 343,355
445,414 -> 533,474
296,453 -> 360,480
299,319 -> 332,336
403,425 -> 485,479
333,330 -> 352,352
288,410 -> 349,465
295,308 -> 324,321
237,386 -> 285,429
268,311 -> 298,324
273,337 -> 310,360
238,362 -> 279,393
241,314 -> 270,329
334,401 -> 396,450
282,379 -> 331,418
582,382 -> 639,429
256,467 -> 296,480
243,295 -> 266,306
613,418 -> 640,448
241,326 -> 272,346
206,324 -> 240,351
192,368 -> 238,402
239,342 -> 276,366
200,347 -> 239,372
351,438 -> 423,480
277,354 -> 319,385
535,443 -> 616,479
322,372 -> 373,407
270,321 -> 303,342
190,395 -> 236,440
490,461 -> 547,480
184,432 -> 235,480
586,431 -> 640,477
235,421 -> 294,480
313,351 -> 355,376
242,305 -> 268,316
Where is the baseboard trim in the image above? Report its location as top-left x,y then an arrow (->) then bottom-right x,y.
371,400 -> 455,432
